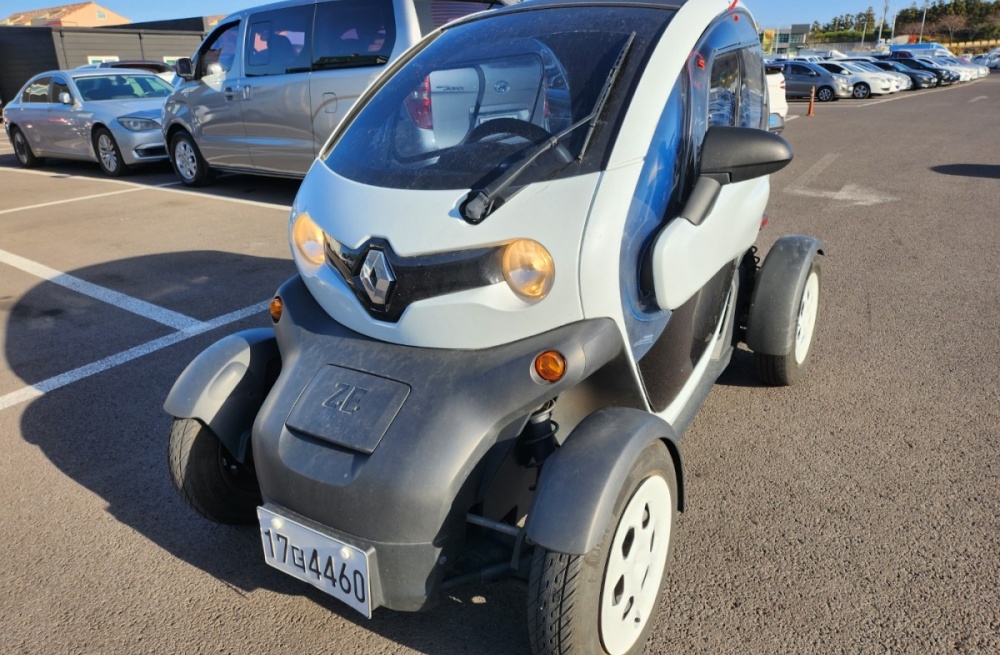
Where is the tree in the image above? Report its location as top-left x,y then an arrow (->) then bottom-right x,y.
935,14 -> 969,42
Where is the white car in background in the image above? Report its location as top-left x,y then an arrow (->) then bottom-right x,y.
816,60 -> 894,99
766,63 -> 787,132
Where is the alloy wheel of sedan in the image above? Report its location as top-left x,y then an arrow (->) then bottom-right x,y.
174,139 -> 199,182
97,132 -> 119,173
816,86 -> 834,102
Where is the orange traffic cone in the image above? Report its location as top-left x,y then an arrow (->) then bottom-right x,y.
807,85 -> 816,117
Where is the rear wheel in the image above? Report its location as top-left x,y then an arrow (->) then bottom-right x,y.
167,418 -> 261,524
527,441 -> 676,655
94,127 -> 130,177
170,131 -> 213,186
754,262 -> 821,386
11,126 -> 42,168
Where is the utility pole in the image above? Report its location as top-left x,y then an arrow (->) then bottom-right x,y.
860,19 -> 868,48
918,0 -> 929,43
877,0 -> 890,45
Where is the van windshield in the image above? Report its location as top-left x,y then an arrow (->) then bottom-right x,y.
323,6 -> 673,190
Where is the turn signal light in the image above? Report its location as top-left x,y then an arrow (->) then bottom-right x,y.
534,350 -> 566,383
269,296 -> 283,322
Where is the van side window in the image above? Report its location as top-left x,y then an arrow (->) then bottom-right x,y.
313,0 -> 396,68
22,78 -> 51,103
708,51 -> 739,127
201,22 -> 240,76
246,5 -> 313,76
429,0 -> 496,28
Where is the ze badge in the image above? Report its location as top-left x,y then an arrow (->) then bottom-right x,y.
323,382 -> 367,415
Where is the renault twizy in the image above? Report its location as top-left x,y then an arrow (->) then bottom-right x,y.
165,1 -> 823,653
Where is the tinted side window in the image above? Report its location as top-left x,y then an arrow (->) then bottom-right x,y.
313,0 -> 396,67
22,78 -> 51,103
739,47 -> 765,129
430,0 -> 495,28
246,5 -> 313,76
52,78 -> 71,103
200,22 -> 240,76
708,51 -> 739,127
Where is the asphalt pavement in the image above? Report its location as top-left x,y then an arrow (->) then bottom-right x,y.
0,74 -> 997,654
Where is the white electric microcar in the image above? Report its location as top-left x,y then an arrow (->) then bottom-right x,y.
165,1 -> 824,653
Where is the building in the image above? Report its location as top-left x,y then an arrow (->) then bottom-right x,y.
1,2 -> 129,27
765,23 -> 811,55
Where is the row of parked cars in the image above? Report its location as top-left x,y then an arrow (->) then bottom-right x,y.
3,0 -> 506,182
767,49 -> 992,106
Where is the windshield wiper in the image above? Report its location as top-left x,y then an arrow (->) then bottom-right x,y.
313,54 -> 388,71
460,32 -> 637,224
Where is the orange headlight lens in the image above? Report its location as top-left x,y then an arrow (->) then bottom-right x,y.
502,239 -> 554,302
291,213 -> 326,266
269,296 -> 283,322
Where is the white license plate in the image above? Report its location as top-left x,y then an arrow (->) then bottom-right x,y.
257,506 -> 372,617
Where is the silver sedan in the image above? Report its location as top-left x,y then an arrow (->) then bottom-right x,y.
2,69 -> 172,176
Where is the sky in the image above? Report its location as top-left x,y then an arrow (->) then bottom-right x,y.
0,0 -> 903,30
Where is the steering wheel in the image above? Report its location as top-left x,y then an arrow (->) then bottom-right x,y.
464,118 -> 573,164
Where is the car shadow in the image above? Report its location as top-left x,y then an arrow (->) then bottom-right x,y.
930,163 -> 1000,179
6,251 -> 530,654
714,347 -> 766,388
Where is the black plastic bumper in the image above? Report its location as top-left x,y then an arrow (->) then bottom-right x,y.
252,276 -> 622,611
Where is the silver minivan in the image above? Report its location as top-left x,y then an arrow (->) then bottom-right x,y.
162,0 -> 503,185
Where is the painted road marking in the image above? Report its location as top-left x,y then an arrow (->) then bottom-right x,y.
784,153 -> 897,207
0,248 -> 202,330
815,79 -> 982,108
0,302 -> 268,412
0,186 -> 147,216
969,95 -> 988,103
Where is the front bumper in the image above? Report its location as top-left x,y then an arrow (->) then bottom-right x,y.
253,276 -> 622,611
112,126 -> 168,165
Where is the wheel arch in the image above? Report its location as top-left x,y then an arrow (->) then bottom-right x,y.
163,328 -> 280,463
525,407 -> 683,556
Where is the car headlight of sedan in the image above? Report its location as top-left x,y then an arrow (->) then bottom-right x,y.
117,116 -> 160,131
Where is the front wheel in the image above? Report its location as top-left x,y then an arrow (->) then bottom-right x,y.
852,83 -> 871,100
170,131 -> 213,187
167,418 -> 261,524
527,441 -> 677,655
94,127 -> 130,177
754,262 -> 821,386
816,86 -> 835,102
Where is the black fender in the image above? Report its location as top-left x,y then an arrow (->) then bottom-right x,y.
525,408 -> 683,555
746,235 -> 825,356
163,328 -> 279,463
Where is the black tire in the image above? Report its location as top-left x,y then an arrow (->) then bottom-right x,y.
816,86 -> 835,102
754,260 -> 821,386
93,126 -> 130,177
852,83 -> 871,100
167,418 -> 261,524
11,126 -> 42,168
170,131 -> 213,187
527,441 -> 677,655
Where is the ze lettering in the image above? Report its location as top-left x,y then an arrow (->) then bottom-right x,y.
323,382 -> 368,414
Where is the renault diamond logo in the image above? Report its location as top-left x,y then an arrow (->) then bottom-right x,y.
359,249 -> 395,306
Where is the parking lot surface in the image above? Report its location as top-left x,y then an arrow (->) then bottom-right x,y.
1,76 -> 998,654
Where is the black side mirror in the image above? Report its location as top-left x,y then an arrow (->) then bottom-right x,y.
681,126 -> 793,226
175,57 -> 195,80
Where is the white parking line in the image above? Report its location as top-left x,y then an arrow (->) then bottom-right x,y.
0,248 -> 202,330
0,301 -> 267,412
0,186 -> 147,216
818,79 -> 982,107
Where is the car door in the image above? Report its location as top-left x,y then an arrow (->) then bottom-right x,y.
242,3 -> 315,175
783,63 -> 812,96
15,77 -> 53,155
308,0 -> 398,160
185,21 -> 253,168
43,76 -> 88,158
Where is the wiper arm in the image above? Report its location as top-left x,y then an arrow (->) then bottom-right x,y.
460,32 -> 637,224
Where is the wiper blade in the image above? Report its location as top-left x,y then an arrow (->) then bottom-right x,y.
313,54 -> 388,70
460,32 -> 637,224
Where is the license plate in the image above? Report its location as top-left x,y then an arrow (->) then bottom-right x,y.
257,506 -> 372,617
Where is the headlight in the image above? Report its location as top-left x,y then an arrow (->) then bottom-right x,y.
116,116 -> 160,131
291,213 -> 326,266
502,239 -> 554,302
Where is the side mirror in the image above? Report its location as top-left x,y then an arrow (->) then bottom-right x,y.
681,126 -> 793,227
58,92 -> 73,105
175,57 -> 194,80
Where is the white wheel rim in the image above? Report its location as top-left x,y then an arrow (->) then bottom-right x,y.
174,140 -> 198,181
600,474 -> 672,655
794,271 -> 820,364
98,133 -> 117,172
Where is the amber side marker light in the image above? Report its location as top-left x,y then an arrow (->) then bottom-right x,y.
534,350 -> 567,383
269,296 -> 284,323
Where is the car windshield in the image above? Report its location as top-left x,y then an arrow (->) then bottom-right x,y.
75,74 -> 173,101
819,63 -> 849,75
323,6 -> 674,191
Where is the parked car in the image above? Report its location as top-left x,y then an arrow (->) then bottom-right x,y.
920,57 -> 972,81
3,69 -> 172,176
841,59 -> 912,91
766,63 -> 787,132
78,60 -> 177,83
162,2 -> 823,655
891,57 -> 959,85
865,59 -> 938,89
816,61 -> 894,99
782,61 -> 853,101
162,0 -> 506,186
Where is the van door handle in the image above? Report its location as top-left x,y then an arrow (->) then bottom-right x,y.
224,87 -> 235,100
242,85 -> 252,101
